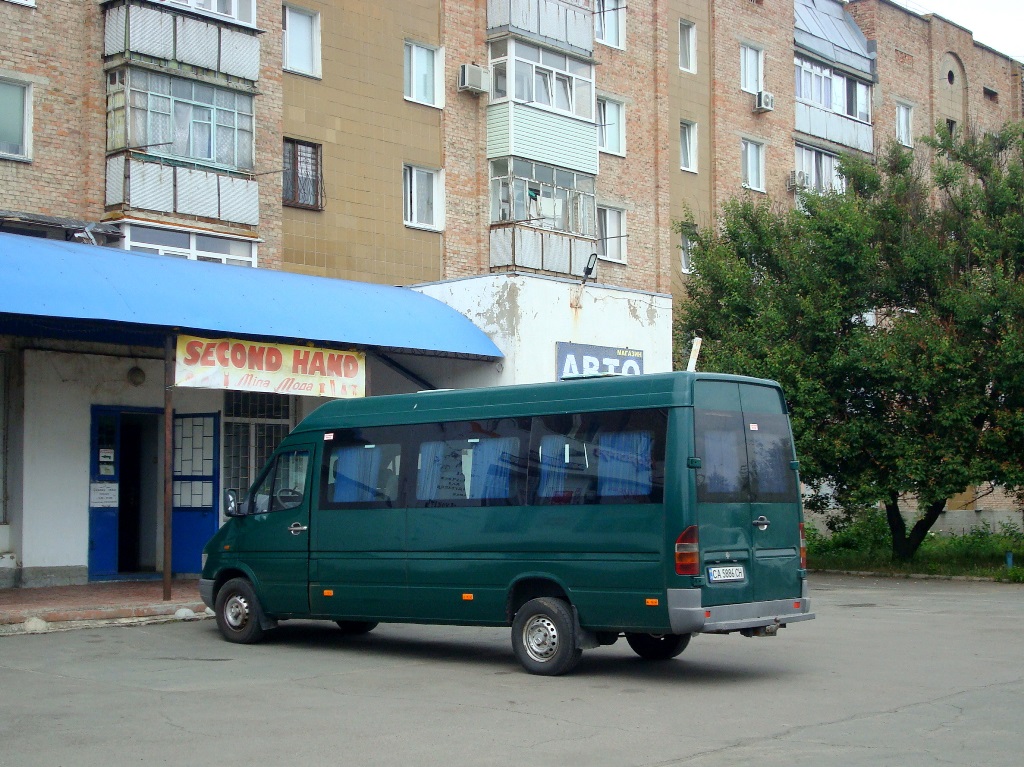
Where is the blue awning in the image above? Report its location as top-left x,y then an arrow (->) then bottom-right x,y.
0,232 -> 502,359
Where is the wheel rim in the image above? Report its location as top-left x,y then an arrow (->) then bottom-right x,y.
523,614 -> 559,662
223,593 -> 250,631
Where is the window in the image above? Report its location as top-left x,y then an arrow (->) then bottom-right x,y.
597,98 -> 624,155
740,45 -> 762,94
403,165 -> 442,230
0,79 -> 30,159
224,392 -> 293,501
489,158 -> 596,236
680,232 -> 693,273
794,57 -> 832,108
283,5 -> 321,77
115,223 -> 257,266
530,409 -> 666,506
679,20 -> 695,72
597,206 -> 626,263
283,138 -> 323,209
595,0 -> 624,48
248,450 -> 310,514
415,421 -> 528,505
404,41 -> 441,107
794,144 -> 844,193
322,428 -> 405,507
896,104 -> 913,147
491,39 -> 594,120
845,78 -> 870,123
741,138 -> 764,191
107,69 -> 254,170
679,121 -> 696,172
166,0 -> 255,26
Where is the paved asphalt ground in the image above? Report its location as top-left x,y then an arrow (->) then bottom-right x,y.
1,573 -> 1021,767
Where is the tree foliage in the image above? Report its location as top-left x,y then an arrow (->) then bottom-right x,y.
675,123 -> 1024,561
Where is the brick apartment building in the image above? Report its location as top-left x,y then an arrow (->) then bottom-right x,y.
0,0 -> 1021,586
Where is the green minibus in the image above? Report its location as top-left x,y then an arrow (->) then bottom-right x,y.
200,371 -> 813,675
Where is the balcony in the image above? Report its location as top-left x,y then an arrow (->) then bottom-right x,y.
487,0 -> 594,57
490,221 -> 597,278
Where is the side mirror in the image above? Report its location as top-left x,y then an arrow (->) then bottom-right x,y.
224,489 -> 241,517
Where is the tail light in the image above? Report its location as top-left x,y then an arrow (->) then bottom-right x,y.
675,526 -> 700,576
799,523 -> 807,569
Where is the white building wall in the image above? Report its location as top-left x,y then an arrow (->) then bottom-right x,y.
19,350 -> 220,574
412,272 -> 672,388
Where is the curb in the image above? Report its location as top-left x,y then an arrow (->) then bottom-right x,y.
0,603 -> 214,636
809,569 -> 1018,583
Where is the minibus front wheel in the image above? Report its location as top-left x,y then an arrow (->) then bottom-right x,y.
214,577 -> 266,644
511,597 -> 582,676
625,632 -> 690,660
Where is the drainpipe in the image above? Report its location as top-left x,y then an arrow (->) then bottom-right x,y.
162,334 -> 174,601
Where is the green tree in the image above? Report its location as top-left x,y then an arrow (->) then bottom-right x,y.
676,123 -> 1024,561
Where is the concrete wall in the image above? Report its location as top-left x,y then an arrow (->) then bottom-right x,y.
14,350 -> 220,583
414,272 -> 672,387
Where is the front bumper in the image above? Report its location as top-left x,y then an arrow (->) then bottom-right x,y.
199,578 -> 216,611
667,582 -> 814,634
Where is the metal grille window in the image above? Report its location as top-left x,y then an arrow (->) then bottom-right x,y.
114,223 -> 257,267
223,392 -> 293,499
106,68 -> 254,170
489,158 -> 596,236
283,139 -> 323,209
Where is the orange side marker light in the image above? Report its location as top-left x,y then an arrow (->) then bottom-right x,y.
323,589 -> 334,597
646,598 -> 659,606
462,593 -> 474,601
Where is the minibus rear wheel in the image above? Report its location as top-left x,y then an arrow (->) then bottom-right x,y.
214,578 -> 265,644
625,632 -> 690,660
511,597 -> 582,676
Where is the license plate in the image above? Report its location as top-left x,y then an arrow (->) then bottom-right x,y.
708,565 -> 745,582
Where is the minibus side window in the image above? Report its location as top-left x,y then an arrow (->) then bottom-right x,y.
412,418 -> 529,507
320,427 -> 406,509
250,450 -> 310,513
530,409 -> 666,505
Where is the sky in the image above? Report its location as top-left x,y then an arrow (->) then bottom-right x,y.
888,1 -> 1024,62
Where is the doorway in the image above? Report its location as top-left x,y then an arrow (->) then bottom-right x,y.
88,407 -> 162,579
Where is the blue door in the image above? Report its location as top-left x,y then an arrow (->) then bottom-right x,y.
172,413 -> 220,574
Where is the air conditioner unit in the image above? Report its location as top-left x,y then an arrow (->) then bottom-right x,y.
787,170 -> 809,191
458,64 -> 490,94
754,90 -> 775,112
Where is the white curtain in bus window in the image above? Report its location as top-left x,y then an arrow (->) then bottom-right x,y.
597,431 -> 652,497
467,437 -> 519,500
418,441 -> 468,501
418,438 -> 519,502
330,444 -> 400,503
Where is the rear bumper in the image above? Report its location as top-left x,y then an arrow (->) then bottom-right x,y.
667,581 -> 814,634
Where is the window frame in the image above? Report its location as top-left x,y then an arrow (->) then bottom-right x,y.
282,4 -> 322,78
741,138 -> 765,192
740,44 -> 763,94
283,137 -> 324,210
404,41 -> 444,109
403,164 -> 444,231
490,39 -> 594,121
596,205 -> 627,264
679,120 -> 697,172
0,77 -> 32,161
113,222 -> 258,267
489,158 -> 596,236
164,0 -> 256,28
596,97 -> 625,156
794,144 -> 845,194
680,231 -> 694,274
594,0 -> 625,49
679,20 -> 696,73
896,103 -> 913,147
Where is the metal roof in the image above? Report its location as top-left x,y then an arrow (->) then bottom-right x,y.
0,231 -> 502,359
795,0 -> 875,77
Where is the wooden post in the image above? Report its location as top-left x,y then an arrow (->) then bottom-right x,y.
162,334 -> 175,601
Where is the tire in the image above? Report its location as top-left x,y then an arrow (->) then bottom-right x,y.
214,577 -> 266,644
511,597 -> 582,676
625,632 -> 690,660
336,620 -> 378,635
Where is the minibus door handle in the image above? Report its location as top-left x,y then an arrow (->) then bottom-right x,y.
288,522 -> 309,535
752,516 -> 770,531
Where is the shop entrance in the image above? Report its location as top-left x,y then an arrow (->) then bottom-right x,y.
88,407 -> 162,579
